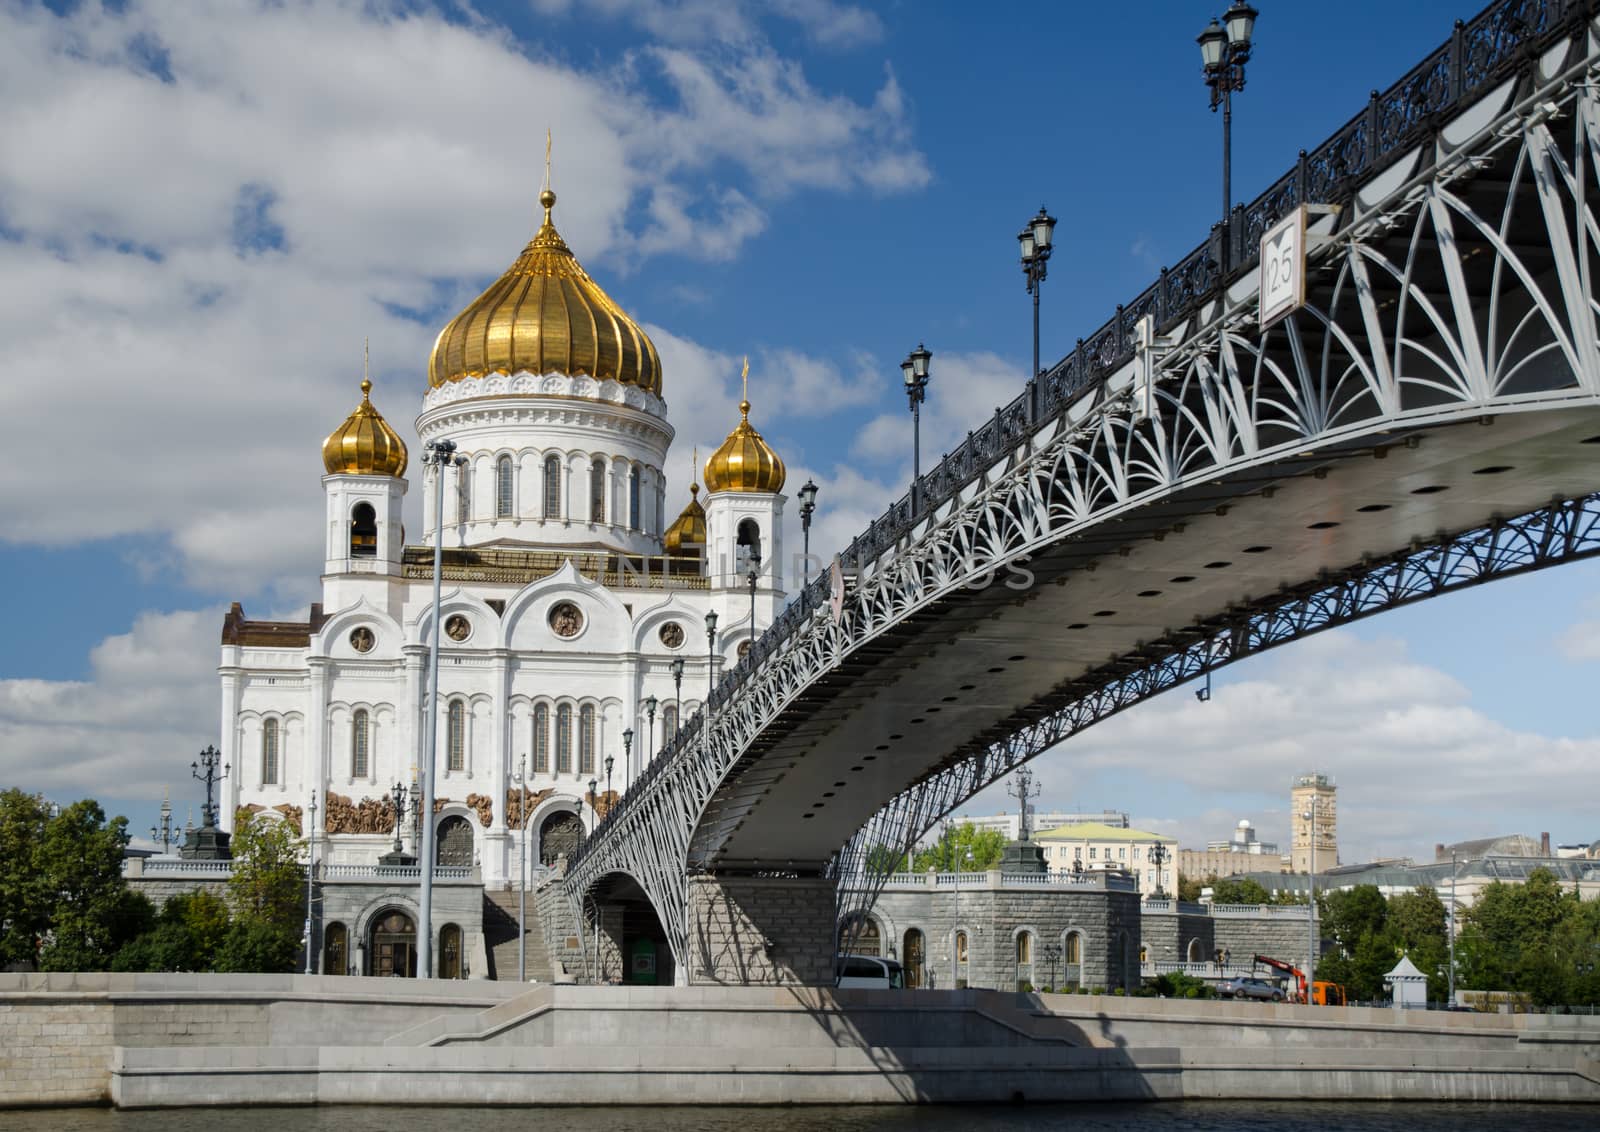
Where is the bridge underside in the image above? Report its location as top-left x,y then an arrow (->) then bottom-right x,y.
695,406 -> 1600,873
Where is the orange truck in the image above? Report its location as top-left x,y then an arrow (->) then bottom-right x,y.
1251,954 -> 1346,1005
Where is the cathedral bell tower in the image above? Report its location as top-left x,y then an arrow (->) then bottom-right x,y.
703,363 -> 786,630
320,376 -> 409,582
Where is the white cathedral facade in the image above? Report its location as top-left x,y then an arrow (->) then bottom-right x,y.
218,185 -> 789,920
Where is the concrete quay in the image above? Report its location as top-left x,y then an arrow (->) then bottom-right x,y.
1,972 -> 1597,1107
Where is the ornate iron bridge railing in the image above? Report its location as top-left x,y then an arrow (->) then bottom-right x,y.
565,1 -> 1600,974
572,0 -> 1596,874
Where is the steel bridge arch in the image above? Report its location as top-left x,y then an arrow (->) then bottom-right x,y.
565,14 -> 1600,976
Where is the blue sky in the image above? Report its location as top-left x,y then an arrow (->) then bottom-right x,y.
2,0 -> 1596,864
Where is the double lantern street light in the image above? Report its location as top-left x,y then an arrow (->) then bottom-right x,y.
1017,207 -> 1057,380
798,479 -> 819,575
901,344 -> 932,509
1197,2 -> 1259,275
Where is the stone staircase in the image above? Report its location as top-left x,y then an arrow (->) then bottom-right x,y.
483,887 -> 552,982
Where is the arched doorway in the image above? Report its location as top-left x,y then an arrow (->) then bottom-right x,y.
953,930 -> 969,989
370,909 -> 416,977
436,814 -> 473,867
440,923 -> 463,979
539,810 -> 584,866
323,922 -> 348,976
838,915 -> 880,957
902,929 -> 925,988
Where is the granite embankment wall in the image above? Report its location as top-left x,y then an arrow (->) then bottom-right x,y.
2,973 -> 1598,1108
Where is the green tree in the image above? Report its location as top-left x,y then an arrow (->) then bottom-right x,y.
37,800 -> 142,971
1210,876 -> 1271,905
111,890 -> 231,973
1318,885 -> 1388,954
0,789 -> 50,969
1176,873 -> 1203,903
863,843 -> 914,874
1388,887 -> 1449,1001
220,814 -> 304,973
912,823 -> 1006,872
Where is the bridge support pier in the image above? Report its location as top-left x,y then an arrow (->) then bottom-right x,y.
686,875 -> 836,986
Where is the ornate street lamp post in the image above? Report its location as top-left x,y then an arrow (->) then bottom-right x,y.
670,658 -> 685,726
1018,207 -> 1057,379
900,344 -> 932,511
1043,942 -> 1062,992
185,745 -> 231,859
419,437 -> 468,979
746,549 -> 760,648
1448,849 -> 1458,1006
303,790 -> 318,975
1198,3 -> 1258,275
798,479 -> 819,580
150,788 -> 177,855
381,780 -> 413,863
604,752 -> 615,809
704,610 -> 719,704
512,756 -> 528,981
643,696 -> 657,764
1302,796 -> 1318,1004
1149,840 -> 1170,898
587,778 -> 598,837
620,730 -> 631,788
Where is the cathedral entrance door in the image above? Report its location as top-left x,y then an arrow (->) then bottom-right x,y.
539,810 -> 583,866
371,910 -> 417,977
436,814 -> 473,867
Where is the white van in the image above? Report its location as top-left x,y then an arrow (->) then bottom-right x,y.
835,955 -> 905,989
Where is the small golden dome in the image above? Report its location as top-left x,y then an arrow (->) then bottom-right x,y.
428,190 -> 662,395
322,379 -> 408,477
663,483 -> 707,556
705,396 -> 786,494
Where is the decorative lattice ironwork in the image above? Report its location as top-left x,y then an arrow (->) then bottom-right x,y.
564,5 -> 1600,977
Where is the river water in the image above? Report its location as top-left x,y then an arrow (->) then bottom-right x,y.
5,1103 -> 1596,1131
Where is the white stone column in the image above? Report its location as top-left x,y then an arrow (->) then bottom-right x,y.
219,663 -> 243,833
308,658 -> 331,820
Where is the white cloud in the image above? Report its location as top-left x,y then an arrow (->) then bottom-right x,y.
530,0 -> 885,50
852,349 -> 1029,474
0,609 -> 220,800
1027,631 -> 1600,863
0,0 -> 928,600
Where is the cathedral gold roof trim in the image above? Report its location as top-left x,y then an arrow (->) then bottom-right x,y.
428,189 -> 663,395
704,362 -> 785,494
323,378 -> 408,477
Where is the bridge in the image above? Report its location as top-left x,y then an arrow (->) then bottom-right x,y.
564,0 -> 1600,984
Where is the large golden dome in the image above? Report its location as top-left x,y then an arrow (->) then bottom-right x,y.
323,380 -> 408,477
663,482 -> 707,556
428,190 -> 662,395
704,394 -> 785,494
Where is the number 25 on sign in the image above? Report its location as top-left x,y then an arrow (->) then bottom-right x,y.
1259,206 -> 1307,329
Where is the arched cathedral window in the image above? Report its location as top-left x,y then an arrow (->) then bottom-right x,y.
262,718 -> 280,786
579,704 -> 596,775
629,466 -> 641,529
496,455 -> 514,518
350,502 -> 377,558
662,705 -> 678,743
589,458 -> 606,524
456,465 -> 472,524
533,704 -> 549,774
556,704 -> 572,774
351,709 -> 369,779
447,700 -> 465,773
737,517 -> 762,569
543,455 -> 561,519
